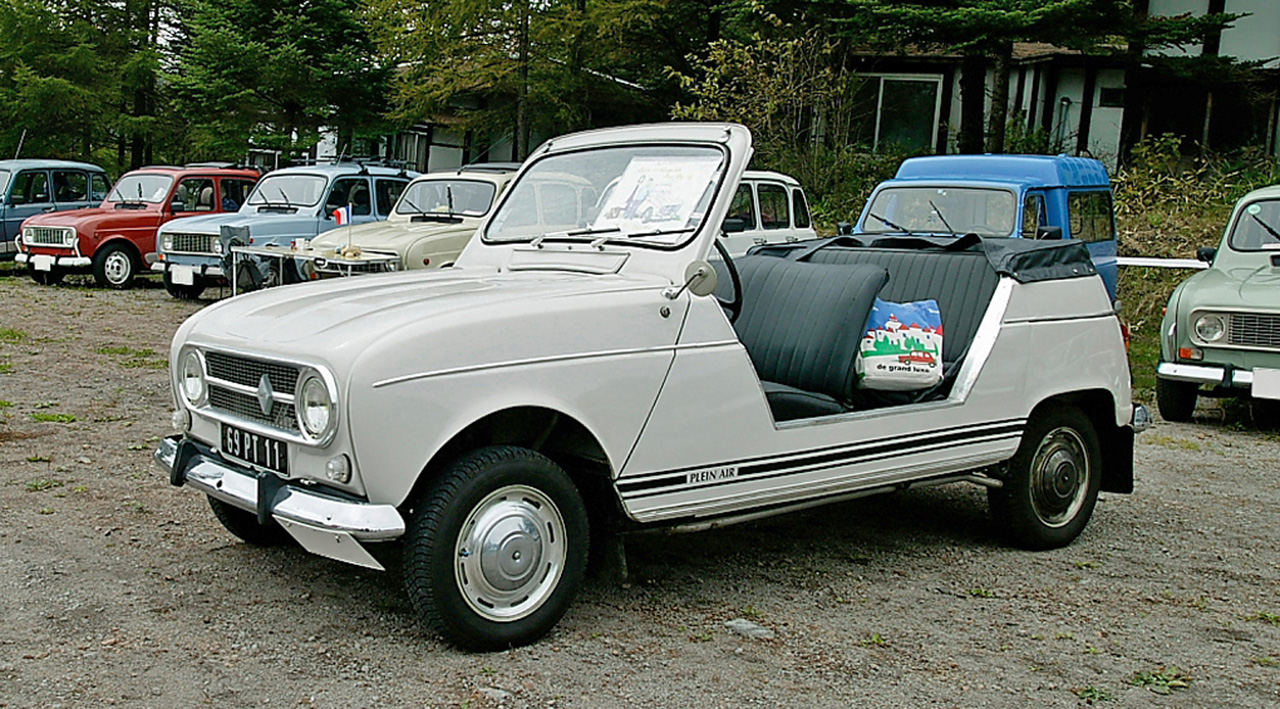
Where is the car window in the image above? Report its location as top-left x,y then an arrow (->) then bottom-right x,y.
375,178 -> 408,217
793,188 -> 811,229
90,173 -> 110,202
1023,193 -> 1045,237
221,179 -> 255,211
172,177 -> 216,212
399,179 -> 499,217
108,174 -> 174,203
1228,198 -> 1280,251
53,171 -> 88,203
10,171 -> 50,205
865,187 -> 1016,237
248,174 -> 325,207
726,184 -> 756,231
540,182 -> 580,227
327,177 -> 372,216
0,169 -> 10,196
1067,191 -> 1114,243
758,183 -> 791,229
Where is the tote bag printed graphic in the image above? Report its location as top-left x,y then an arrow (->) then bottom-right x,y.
858,298 -> 944,390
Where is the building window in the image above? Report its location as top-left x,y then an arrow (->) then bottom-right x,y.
852,74 -> 944,152
1098,87 -> 1126,108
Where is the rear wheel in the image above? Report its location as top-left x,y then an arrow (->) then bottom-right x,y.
402,446 -> 589,651
93,242 -> 137,289
1156,376 -> 1198,422
28,268 -> 64,286
988,406 -> 1101,550
163,270 -> 206,300
207,496 -> 293,546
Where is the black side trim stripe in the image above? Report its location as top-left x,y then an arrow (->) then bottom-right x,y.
620,417 -> 1026,485
618,421 -> 1024,498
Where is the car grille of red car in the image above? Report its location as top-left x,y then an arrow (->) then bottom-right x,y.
25,227 -> 73,247
1229,313 -> 1280,349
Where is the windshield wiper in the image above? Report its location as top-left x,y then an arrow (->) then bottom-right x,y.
529,226 -> 623,249
868,211 -> 914,236
928,200 -> 958,237
276,187 -> 292,208
1251,213 -> 1280,242
623,226 -> 697,239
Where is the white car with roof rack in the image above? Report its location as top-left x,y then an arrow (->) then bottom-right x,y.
156,122 -> 1147,651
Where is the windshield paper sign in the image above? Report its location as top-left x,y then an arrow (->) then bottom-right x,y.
593,155 -> 721,234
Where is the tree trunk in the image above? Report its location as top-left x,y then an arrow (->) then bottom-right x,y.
958,52 -> 987,154
516,0 -> 531,159
986,42 -> 1012,153
1118,0 -> 1151,164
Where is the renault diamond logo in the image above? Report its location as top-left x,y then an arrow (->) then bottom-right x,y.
256,374 -> 275,416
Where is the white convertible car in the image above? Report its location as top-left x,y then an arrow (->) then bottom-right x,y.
156,123 -> 1147,650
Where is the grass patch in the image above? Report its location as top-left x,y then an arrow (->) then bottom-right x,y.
26,455 -> 51,462
25,478 -> 63,492
1130,667 -> 1191,695
121,357 -> 167,370
0,400 -> 11,407
1074,686 -> 1112,702
0,362 -> 12,375
1246,611 -> 1280,626
967,587 -> 995,598
858,633 -> 887,647
31,412 -> 76,423
0,327 -> 26,342
94,345 -> 132,356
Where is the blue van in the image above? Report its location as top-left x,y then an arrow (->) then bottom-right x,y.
853,155 -> 1118,299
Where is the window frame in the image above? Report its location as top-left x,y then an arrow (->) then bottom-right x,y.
756,181 -> 792,230
10,170 -> 51,206
1066,190 -> 1116,244
855,73 -> 945,152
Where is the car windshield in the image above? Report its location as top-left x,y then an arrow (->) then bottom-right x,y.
107,174 -> 174,203
1228,199 -> 1280,251
247,174 -> 327,207
863,186 -> 1017,237
397,179 -> 497,217
485,144 -> 725,247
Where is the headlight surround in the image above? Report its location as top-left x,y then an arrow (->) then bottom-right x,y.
179,349 -> 207,406
161,233 -> 173,252
1194,313 -> 1226,343
296,370 -> 337,441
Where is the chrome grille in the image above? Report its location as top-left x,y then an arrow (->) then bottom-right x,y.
206,352 -> 300,392
25,227 -> 72,246
208,386 -> 298,431
1229,313 -> 1280,349
169,232 -> 216,255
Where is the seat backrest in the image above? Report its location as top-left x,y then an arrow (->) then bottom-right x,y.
801,248 -> 999,366
197,186 -> 214,210
733,256 -> 888,402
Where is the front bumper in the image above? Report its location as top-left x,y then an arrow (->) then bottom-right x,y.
151,260 -> 224,277
154,435 -> 403,569
1157,361 -> 1253,388
15,252 -> 92,268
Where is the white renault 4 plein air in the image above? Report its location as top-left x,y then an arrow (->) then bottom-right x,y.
156,123 -> 1148,651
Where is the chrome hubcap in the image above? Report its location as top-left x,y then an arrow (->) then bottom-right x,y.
455,485 -> 566,622
104,251 -> 131,284
1029,426 -> 1090,528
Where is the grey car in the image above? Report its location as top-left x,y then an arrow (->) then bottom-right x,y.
0,159 -> 110,258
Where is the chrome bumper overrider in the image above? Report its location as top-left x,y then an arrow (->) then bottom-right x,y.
1157,361 -> 1253,388
14,253 -> 91,267
1132,403 -> 1152,433
154,436 -> 403,569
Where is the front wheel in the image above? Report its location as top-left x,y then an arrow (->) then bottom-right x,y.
163,270 -> 206,300
92,242 -> 137,289
988,406 -> 1101,550
1156,376 -> 1198,422
207,496 -> 293,546
402,446 -> 589,651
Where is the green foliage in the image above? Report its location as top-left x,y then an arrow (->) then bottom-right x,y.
31,412 -> 76,423
1130,666 -> 1191,694
25,478 -> 63,492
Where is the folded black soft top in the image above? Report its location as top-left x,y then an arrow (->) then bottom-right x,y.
749,234 -> 1098,284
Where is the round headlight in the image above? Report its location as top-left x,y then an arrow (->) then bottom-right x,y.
63,229 -> 77,247
180,350 -> 206,405
212,239 -> 224,255
162,234 -> 173,252
297,374 -> 333,438
1194,314 -> 1226,342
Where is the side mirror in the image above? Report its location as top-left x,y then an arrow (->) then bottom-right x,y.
721,217 -> 747,234
1196,246 -> 1217,263
836,222 -> 853,236
1035,225 -> 1063,240
685,260 -> 719,297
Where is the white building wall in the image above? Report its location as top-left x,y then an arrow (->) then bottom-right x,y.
1149,0 -> 1209,56
1219,0 -> 1280,67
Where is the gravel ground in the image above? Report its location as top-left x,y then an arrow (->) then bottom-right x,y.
0,270 -> 1278,708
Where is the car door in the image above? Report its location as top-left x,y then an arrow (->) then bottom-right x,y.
324,176 -> 378,230
374,177 -> 409,219
4,169 -> 54,243
1067,190 -> 1119,299
51,169 -> 92,212
719,182 -> 760,256
755,180 -> 795,246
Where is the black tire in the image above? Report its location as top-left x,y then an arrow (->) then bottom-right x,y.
1251,398 -> 1280,430
163,270 -> 206,300
988,405 -> 1102,550
92,242 -> 137,289
28,268 -> 64,286
1156,376 -> 1198,422
402,446 -> 589,651
207,496 -> 293,546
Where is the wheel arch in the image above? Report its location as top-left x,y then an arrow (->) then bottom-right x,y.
1028,389 -> 1133,494
94,233 -> 146,266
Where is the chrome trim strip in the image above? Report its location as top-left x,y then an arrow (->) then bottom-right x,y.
208,376 -> 297,405
192,407 -> 315,446
372,340 -> 741,388
1156,361 -> 1253,387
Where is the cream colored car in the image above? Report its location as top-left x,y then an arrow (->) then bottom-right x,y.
307,164 -> 517,273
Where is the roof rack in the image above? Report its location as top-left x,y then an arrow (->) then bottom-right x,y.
457,162 -> 522,174
184,161 -> 265,174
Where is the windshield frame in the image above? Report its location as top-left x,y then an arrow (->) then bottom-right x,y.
106,173 -> 175,204
1226,198 -> 1280,253
0,169 -> 10,197
246,173 -> 328,208
861,185 -> 1019,238
481,141 -> 731,251
396,177 -> 499,217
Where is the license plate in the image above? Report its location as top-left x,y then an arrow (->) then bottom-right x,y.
1252,368 -> 1280,400
32,254 -> 53,272
221,424 -> 289,474
171,264 -> 194,285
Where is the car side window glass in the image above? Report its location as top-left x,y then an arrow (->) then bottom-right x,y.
327,177 -> 372,216
1023,193 -> 1045,237
726,184 -> 756,233
792,189 -> 811,229
758,183 -> 790,229
90,174 -> 110,202
173,177 -> 216,212
1067,191 -> 1114,243
221,179 -> 255,211
376,179 -> 408,217
53,171 -> 88,203
11,171 -> 49,205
